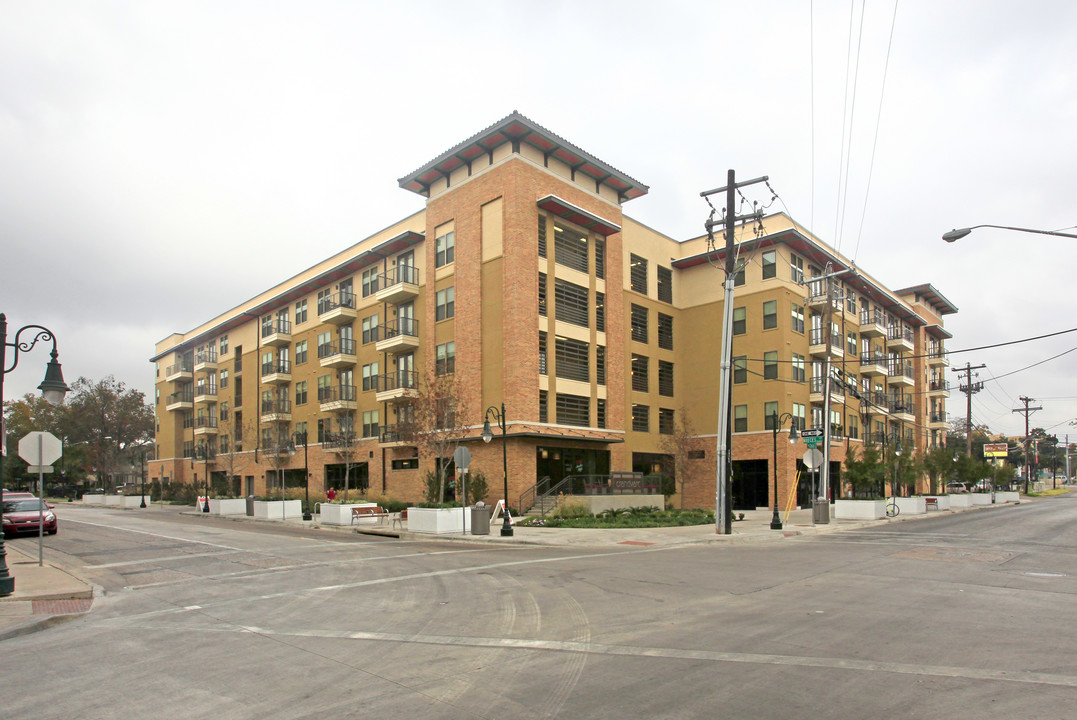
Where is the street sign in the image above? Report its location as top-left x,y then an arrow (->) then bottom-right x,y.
803,449 -> 824,470
983,443 -> 1009,458
799,429 -> 824,439
803,437 -> 823,449
18,431 -> 62,466
453,446 -> 471,471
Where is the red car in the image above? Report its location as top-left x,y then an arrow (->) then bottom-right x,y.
2,498 -> 58,537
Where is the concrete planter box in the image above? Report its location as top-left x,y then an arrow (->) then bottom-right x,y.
924,495 -> 951,510
407,506 -> 471,534
580,494 -> 665,515
320,502 -> 378,526
996,491 -> 1021,503
252,499 -> 303,520
949,494 -> 974,509
209,498 -> 248,515
82,494 -> 105,505
114,495 -> 151,507
971,492 -> 993,506
834,499 -> 885,520
895,497 -> 927,515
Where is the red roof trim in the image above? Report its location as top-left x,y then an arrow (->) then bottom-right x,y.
537,195 -> 621,237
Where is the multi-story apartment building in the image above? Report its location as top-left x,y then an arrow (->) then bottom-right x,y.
150,112 -> 955,511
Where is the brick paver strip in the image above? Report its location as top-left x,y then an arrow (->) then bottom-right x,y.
32,598 -> 93,615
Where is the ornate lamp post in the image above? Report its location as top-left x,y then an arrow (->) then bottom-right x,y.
769,412 -> 799,530
139,449 -> 147,508
0,314 -> 70,597
481,403 -> 512,537
196,441 -> 211,512
294,430 -> 311,521
886,433 -> 903,498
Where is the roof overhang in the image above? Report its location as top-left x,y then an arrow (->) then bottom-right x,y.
537,195 -> 621,237
398,111 -> 648,203
925,324 -> 953,339
894,283 -> 959,315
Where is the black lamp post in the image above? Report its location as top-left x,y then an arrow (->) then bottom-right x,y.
481,403 -> 512,537
197,441 -> 211,512
769,412 -> 799,530
886,433 -> 903,498
294,431 -> 311,521
139,450 -> 147,508
0,313 -> 69,597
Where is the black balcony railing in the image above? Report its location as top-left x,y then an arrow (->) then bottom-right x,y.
194,350 -> 217,365
887,326 -> 914,343
317,291 -> 356,315
318,338 -> 357,359
261,359 -> 291,377
166,362 -> 192,376
378,370 -> 419,393
860,352 -> 887,367
380,264 -> 420,288
810,377 -> 844,396
318,384 -> 357,404
261,319 -> 291,338
168,390 -> 194,404
859,309 -> 885,327
930,379 -> 949,391
887,362 -> 914,379
381,317 -> 419,340
261,398 -> 292,415
195,415 -> 218,429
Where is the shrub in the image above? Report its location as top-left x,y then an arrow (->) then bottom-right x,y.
464,471 -> 490,505
552,493 -> 593,519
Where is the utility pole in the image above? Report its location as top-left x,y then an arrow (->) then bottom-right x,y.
701,170 -> 767,535
954,362 -> 985,457
1012,396 -> 1042,493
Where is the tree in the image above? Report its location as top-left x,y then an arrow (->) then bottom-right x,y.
326,411 -> 363,502
215,406 -> 255,496
843,444 -> 886,498
260,417 -> 292,499
921,447 -> 957,495
658,408 -> 698,509
64,376 -> 154,490
399,372 -> 468,505
2,393 -> 66,487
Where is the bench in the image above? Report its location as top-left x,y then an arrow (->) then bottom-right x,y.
925,497 -> 939,511
391,508 -> 408,529
351,506 -> 390,525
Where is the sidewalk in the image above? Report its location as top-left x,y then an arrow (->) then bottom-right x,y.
0,542 -> 94,641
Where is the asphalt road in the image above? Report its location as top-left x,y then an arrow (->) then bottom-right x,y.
2,498 -> 1076,719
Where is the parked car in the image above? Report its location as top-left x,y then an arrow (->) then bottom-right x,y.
946,482 -> 968,494
1,498 -> 58,537
973,480 -> 994,492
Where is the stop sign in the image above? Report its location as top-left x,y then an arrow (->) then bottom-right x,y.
18,431 -> 63,466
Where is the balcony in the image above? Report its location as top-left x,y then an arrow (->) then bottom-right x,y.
809,377 -> 845,405
193,415 -> 218,436
927,348 -> 949,367
261,319 -> 292,347
929,412 -> 949,428
319,384 -> 357,412
193,350 -> 218,373
379,424 -> 412,447
376,264 -> 420,304
926,378 -> 950,397
860,391 -> 890,415
318,291 -> 357,325
166,389 -> 194,412
322,432 -> 361,454
886,326 -> 914,353
193,384 -> 218,404
376,317 -> 420,354
808,327 -> 843,359
859,309 -> 886,337
318,338 -> 357,369
805,280 -> 840,310
261,359 -> 292,385
165,362 -> 193,383
888,397 -> 915,423
886,362 -> 915,388
376,370 -> 419,403
260,398 -> 292,424
859,352 -> 888,376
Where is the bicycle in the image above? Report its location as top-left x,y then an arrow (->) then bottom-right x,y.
885,497 -> 900,518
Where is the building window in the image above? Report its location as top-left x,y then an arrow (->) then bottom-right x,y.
362,362 -> 379,391
658,360 -> 674,397
762,250 -> 777,279
317,331 -> 331,359
734,405 -> 748,433
219,369 -> 229,388
597,398 -> 606,429
630,254 -> 648,294
295,381 -> 307,406
763,300 -> 778,329
392,457 -> 419,470
596,345 -> 606,385
792,353 -> 806,383
556,393 -> 589,427
733,307 -> 746,335
539,332 -> 547,375
791,303 -> 805,334
363,410 -> 380,438
362,314 -> 379,344
362,267 -> 379,297
555,223 -> 588,273
435,231 -> 455,268
657,265 -> 672,303
733,356 -> 747,384
595,291 -> 605,332
632,404 -> 649,432
657,313 -> 673,350
595,239 -> 605,280
846,290 -> 857,314
764,401 -> 779,429
219,335 -> 229,355
630,304 -> 648,343
436,286 -> 455,321
659,408 -> 675,435
631,354 -> 649,392
847,332 -> 857,356
295,340 -> 308,365
436,342 -> 455,375
734,261 -> 745,287
538,272 -> 547,317
556,337 -> 590,383
295,300 -> 307,325
538,215 -> 547,258
554,278 -> 589,327
790,253 -> 804,284
792,402 -> 806,430
317,374 -> 331,402
764,351 -> 778,379
539,390 -> 548,423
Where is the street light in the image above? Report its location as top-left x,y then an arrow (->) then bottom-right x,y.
481,403 -> 512,537
139,449 -> 147,508
196,441 -> 211,512
769,412 -> 799,530
886,433 -> 903,499
943,225 -> 1077,242
0,313 -> 69,597
293,430 -> 311,521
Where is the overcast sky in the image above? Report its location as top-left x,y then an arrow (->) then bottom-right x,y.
2,1 -> 1075,440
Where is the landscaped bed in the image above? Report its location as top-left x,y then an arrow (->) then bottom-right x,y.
516,507 -> 714,528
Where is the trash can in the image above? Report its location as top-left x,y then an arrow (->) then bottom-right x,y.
470,503 -> 490,535
813,499 -> 830,524
246,495 -> 255,517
